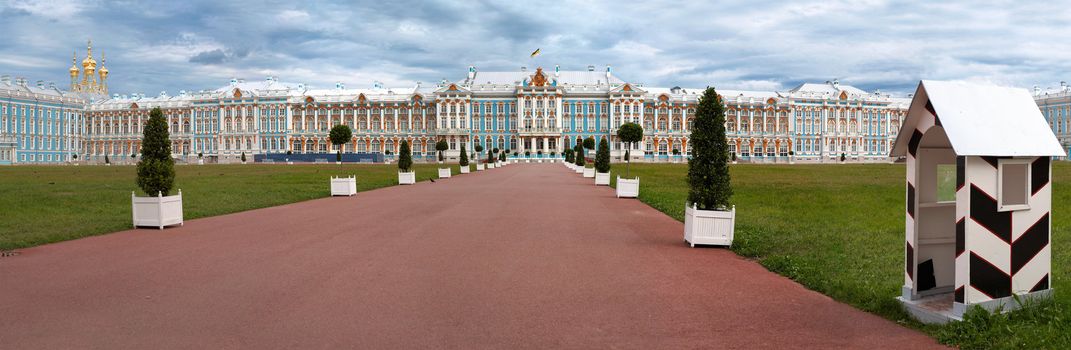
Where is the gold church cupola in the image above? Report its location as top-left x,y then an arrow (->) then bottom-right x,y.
70,39 -> 109,95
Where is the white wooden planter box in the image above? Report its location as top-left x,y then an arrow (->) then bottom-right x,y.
197,159 -> 204,165
574,166 -> 584,174
538,159 -> 543,163
132,190 -> 184,229
330,176 -> 357,196
526,159 -> 531,163
684,204 -> 735,247
438,168 -> 452,178
583,167 -> 595,178
488,163 -> 496,169
616,176 -> 639,198
398,171 -> 416,185
475,163 -> 484,171
460,165 -> 470,174
595,172 -> 610,185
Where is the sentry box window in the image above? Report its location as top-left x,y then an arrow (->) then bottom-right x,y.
998,159 -> 1031,212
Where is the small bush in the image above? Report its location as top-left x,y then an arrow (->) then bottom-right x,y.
435,140 -> 449,162
459,144 -> 468,166
617,122 -> 643,177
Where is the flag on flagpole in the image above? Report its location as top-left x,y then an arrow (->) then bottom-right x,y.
530,48 -> 540,58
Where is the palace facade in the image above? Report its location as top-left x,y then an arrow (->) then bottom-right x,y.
1034,82 -> 1071,159
1,44 -> 916,165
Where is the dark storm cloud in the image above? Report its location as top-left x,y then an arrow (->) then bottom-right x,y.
1,0 -> 1070,95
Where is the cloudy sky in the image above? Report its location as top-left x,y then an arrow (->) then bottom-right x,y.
1,0 -> 1069,96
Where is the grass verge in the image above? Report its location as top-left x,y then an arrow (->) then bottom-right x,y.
0,163 -> 456,250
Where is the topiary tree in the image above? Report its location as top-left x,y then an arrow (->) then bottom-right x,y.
595,138 -> 610,173
329,124 -> 351,163
550,151 -> 556,158
840,153 -> 847,162
105,154 -> 110,164
499,151 -> 506,162
475,144 -> 484,155
198,152 -> 203,159
525,151 -> 531,157
241,152 -> 247,163
398,140 -> 413,172
617,122 -> 643,177
687,87 -> 731,211
72,153 -> 78,161
435,140 -> 449,163
459,144 -> 468,166
136,107 -> 175,196
583,137 -> 596,155
487,149 -> 494,164
564,148 -> 574,163
574,145 -> 586,167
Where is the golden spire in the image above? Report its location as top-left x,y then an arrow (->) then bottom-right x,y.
70,51 -> 80,92
99,49 -> 109,95
99,49 -> 108,77
69,51 -> 79,77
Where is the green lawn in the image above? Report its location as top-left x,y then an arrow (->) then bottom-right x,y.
0,163 -> 462,250
609,163 -> 1071,349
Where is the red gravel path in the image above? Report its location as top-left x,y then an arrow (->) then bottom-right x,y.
0,163 -> 944,349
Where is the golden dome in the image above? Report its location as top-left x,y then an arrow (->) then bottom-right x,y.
81,39 -> 97,69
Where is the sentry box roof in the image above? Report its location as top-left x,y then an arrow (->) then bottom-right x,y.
891,80 -> 1066,157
